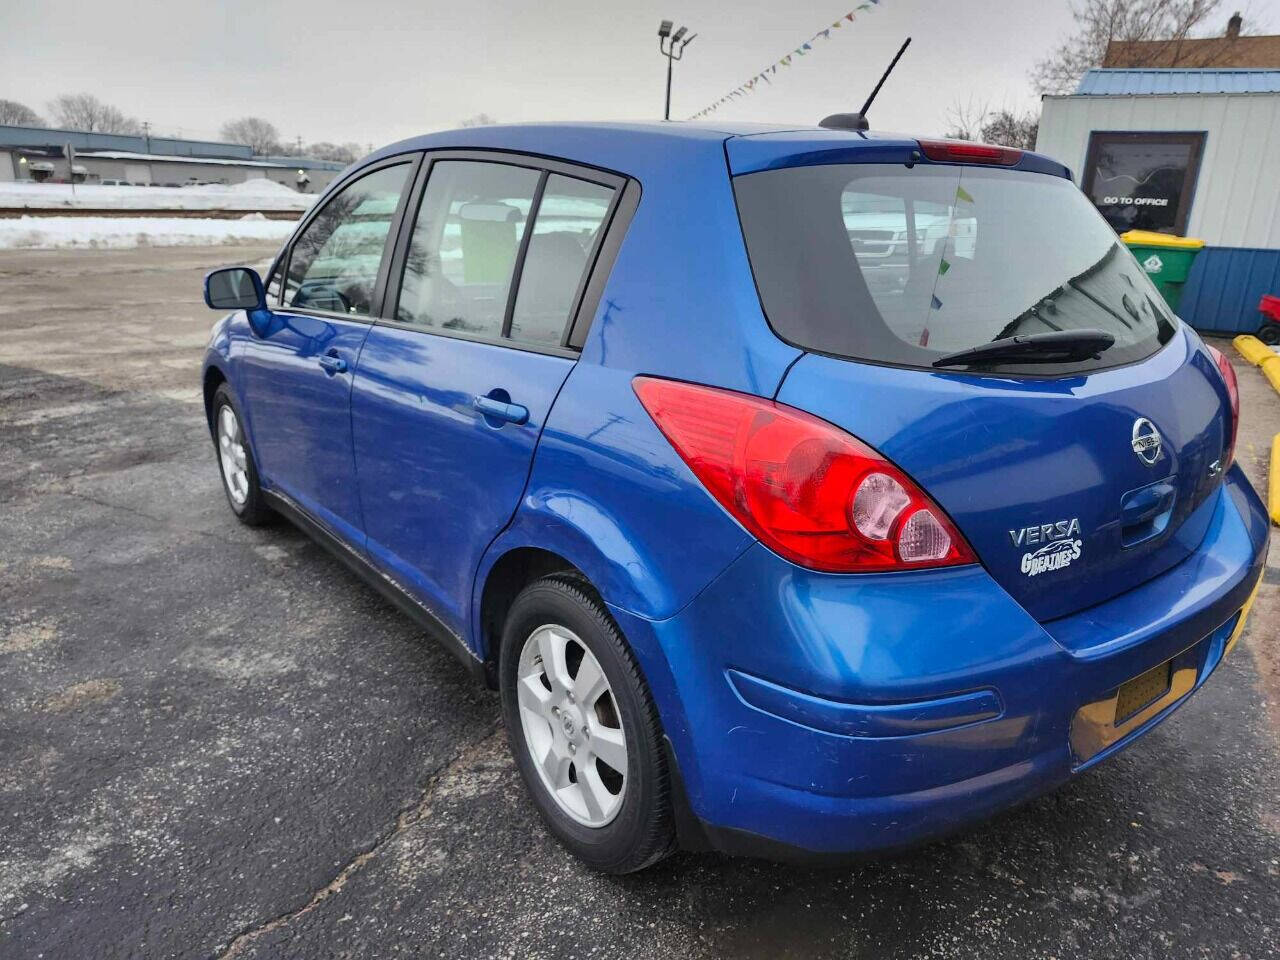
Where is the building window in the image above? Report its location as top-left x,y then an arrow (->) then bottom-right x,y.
1082,131 -> 1205,236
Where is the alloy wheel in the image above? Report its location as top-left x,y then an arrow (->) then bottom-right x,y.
516,624 -> 628,827
217,405 -> 250,506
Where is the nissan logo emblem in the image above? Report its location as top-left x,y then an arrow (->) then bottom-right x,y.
1131,418 -> 1162,466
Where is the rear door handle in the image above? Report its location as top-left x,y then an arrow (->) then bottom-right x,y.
318,354 -> 348,375
474,395 -> 529,426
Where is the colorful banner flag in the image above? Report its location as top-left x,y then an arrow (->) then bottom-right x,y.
689,5 -> 891,119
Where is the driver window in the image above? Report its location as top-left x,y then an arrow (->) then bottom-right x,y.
396,160 -> 541,337
284,163 -> 410,316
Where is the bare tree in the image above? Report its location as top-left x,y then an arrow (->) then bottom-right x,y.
304,141 -> 363,163
944,99 -> 990,142
981,110 -> 1041,150
1033,0 -> 1255,95
945,100 -> 1040,149
459,113 -> 498,127
220,117 -> 282,155
0,98 -> 45,127
48,93 -> 142,134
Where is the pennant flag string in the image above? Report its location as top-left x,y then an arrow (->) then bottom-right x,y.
688,3 -> 886,120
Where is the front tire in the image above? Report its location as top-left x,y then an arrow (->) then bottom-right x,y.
211,383 -> 272,526
1257,323 -> 1280,346
499,576 -> 675,873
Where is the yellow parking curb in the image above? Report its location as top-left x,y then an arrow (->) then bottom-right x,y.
1224,571 -> 1263,657
1263,356 -> 1280,394
1272,434 -> 1280,527
1234,334 -> 1274,366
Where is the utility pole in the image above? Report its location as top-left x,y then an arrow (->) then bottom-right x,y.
657,20 -> 696,121
142,120 -> 151,154
295,134 -> 303,155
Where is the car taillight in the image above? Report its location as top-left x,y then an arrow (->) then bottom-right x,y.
632,377 -> 977,574
1206,344 -> 1239,470
917,139 -> 1022,166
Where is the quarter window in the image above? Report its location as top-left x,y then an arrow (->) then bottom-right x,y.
284,163 -> 410,316
265,263 -> 282,304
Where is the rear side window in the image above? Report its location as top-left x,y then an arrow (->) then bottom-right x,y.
397,161 -> 541,338
734,164 -> 1177,374
396,160 -> 615,348
285,163 -> 410,315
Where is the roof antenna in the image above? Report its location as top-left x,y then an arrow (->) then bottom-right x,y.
820,37 -> 912,132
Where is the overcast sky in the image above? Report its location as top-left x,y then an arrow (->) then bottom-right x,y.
3,0 -> 1277,149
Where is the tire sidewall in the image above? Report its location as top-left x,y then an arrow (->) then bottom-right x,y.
499,579 -> 666,870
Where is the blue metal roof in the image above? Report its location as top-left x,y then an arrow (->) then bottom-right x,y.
1076,67 -> 1280,96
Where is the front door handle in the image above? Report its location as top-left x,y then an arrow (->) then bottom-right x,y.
474,395 -> 529,426
318,354 -> 348,375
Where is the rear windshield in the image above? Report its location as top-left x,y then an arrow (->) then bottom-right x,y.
733,163 -> 1177,374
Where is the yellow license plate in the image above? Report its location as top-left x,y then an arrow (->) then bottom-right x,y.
1115,661 -> 1173,723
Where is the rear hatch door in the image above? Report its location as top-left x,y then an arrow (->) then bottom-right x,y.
735,149 -> 1233,622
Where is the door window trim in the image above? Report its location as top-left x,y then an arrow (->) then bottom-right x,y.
275,151 -> 424,323
1080,130 -> 1205,237
378,149 -> 635,357
566,178 -> 640,349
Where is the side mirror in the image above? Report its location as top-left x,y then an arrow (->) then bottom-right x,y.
204,267 -> 266,311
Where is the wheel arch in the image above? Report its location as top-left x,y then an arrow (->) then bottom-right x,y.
475,536 -> 710,853
476,546 -> 585,685
202,362 -> 229,438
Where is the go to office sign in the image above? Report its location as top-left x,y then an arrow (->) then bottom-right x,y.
1101,196 -> 1170,207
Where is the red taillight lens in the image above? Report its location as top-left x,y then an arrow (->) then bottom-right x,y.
917,139 -> 1022,166
1206,344 -> 1239,470
633,377 -> 977,573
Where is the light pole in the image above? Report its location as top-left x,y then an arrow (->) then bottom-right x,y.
658,20 -> 696,121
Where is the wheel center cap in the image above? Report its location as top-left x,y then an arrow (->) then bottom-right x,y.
561,713 -> 576,738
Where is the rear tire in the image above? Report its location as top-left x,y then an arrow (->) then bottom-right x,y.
211,384 -> 272,526
499,575 -> 675,873
1257,323 -> 1280,346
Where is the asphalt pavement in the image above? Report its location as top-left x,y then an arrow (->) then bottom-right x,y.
1,245 -> 1278,959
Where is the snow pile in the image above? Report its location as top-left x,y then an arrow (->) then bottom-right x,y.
0,215 -> 294,250
0,180 -> 316,212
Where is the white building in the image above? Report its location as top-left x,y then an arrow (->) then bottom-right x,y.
1035,68 -> 1280,335
0,124 -> 345,193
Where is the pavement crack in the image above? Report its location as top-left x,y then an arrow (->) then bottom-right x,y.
61,487 -> 247,549
214,725 -> 502,959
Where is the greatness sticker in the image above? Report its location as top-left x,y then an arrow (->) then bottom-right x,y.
1020,539 -> 1083,577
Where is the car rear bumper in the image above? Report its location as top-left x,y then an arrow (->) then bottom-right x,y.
612,468 -> 1269,858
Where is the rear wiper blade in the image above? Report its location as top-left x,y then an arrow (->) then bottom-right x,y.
931,329 -> 1116,368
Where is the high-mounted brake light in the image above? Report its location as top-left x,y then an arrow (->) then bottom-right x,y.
917,139 -> 1022,166
1206,344 -> 1239,470
633,377 -> 977,573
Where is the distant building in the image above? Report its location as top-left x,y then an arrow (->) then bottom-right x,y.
0,124 -> 346,190
1103,12 -> 1280,70
1036,67 -> 1280,336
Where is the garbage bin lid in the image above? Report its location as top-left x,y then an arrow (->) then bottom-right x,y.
1119,229 -> 1205,250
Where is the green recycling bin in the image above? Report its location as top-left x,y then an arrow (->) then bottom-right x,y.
1119,229 -> 1205,312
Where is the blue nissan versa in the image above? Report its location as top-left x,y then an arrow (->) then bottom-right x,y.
201,121 -> 1269,873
